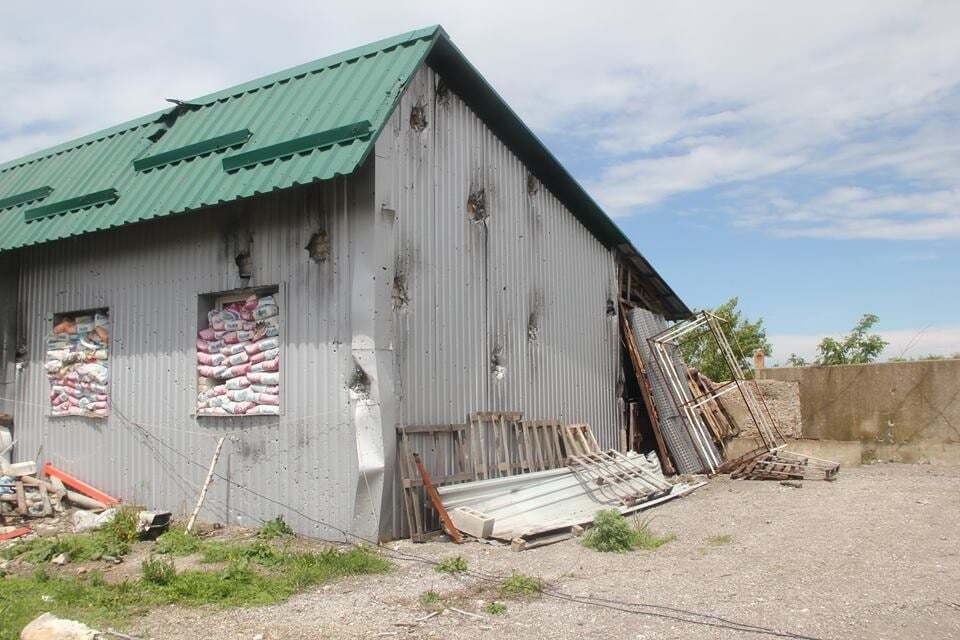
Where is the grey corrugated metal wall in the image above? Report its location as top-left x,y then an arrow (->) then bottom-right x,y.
5,64 -> 631,543
376,65 -> 622,444
6,168 -> 380,540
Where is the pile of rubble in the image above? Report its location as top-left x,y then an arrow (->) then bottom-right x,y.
0,459 -> 119,540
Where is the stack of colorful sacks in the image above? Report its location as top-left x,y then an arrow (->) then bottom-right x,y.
46,313 -> 110,418
196,294 -> 280,416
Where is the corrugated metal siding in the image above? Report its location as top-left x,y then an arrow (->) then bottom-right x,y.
376,65 -> 622,443
8,175 -> 372,539
0,29 -> 435,254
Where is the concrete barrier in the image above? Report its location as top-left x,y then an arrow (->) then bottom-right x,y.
755,359 -> 960,465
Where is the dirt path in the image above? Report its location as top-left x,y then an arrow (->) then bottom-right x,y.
131,463 -> 960,639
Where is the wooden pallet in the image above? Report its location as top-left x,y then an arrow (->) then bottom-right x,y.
516,420 -> 566,472
562,423 -> 601,457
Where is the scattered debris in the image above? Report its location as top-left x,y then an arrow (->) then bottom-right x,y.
400,416 -> 703,544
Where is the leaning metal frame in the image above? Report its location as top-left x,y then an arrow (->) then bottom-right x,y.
648,314 -> 724,474
650,311 -> 839,480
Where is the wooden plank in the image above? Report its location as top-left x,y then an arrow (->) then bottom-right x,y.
38,482 -> 52,517
400,436 -> 425,540
619,304 -> 675,475
0,527 -> 31,542
412,453 -> 462,544
15,481 -> 26,514
469,411 -> 522,422
186,436 -> 226,534
398,424 -> 467,435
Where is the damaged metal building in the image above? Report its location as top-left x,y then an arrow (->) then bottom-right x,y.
0,26 -> 689,540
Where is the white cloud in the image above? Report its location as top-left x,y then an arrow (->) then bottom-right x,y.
1,1 -> 959,239
769,325 -> 960,365
734,187 -> 960,239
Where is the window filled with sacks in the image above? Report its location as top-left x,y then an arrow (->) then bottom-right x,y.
46,310 -> 110,418
196,290 -> 281,417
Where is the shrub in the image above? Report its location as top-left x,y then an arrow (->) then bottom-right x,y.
581,510 -> 676,553
435,555 -> 468,574
582,510 -> 635,552
141,556 -> 176,585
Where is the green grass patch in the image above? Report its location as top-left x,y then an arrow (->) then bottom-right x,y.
581,510 -> 675,553
497,573 -> 545,598
0,544 -> 390,640
708,534 -> 733,546
434,555 -> 468,574
153,528 -> 201,556
258,516 -> 294,540
484,601 -> 507,615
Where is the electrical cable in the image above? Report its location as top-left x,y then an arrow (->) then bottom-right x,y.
108,403 -> 826,640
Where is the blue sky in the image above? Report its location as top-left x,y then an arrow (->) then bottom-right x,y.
2,1 -> 958,362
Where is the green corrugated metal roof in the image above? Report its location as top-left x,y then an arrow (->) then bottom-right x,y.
0,25 -> 691,318
0,26 -> 438,252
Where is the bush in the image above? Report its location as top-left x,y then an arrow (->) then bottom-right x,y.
581,510 -> 635,552
141,555 -> 176,585
435,555 -> 468,574
581,510 -> 675,553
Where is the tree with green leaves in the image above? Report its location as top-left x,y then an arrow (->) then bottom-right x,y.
813,313 -> 887,365
680,297 -> 772,382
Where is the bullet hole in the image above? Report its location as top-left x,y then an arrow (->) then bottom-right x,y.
392,271 -> 409,310
305,230 -> 330,262
235,250 -> 252,279
349,362 -> 372,397
467,189 -> 487,221
606,299 -> 617,317
436,78 -> 450,105
527,311 -> 539,342
491,345 -> 506,380
410,103 -> 428,132
526,174 -> 539,196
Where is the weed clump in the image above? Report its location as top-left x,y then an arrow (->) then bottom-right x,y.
497,573 -> 544,598
141,556 -> 176,585
484,601 -> 507,615
435,555 -> 468,574
420,590 -> 442,607
581,510 -> 675,553
708,534 -> 733,546
258,516 -> 294,540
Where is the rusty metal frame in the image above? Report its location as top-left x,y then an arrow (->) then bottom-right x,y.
650,310 -> 839,481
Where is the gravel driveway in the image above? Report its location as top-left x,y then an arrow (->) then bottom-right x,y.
132,463 -> 960,639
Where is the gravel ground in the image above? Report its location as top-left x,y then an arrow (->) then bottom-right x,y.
131,463 -> 960,640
